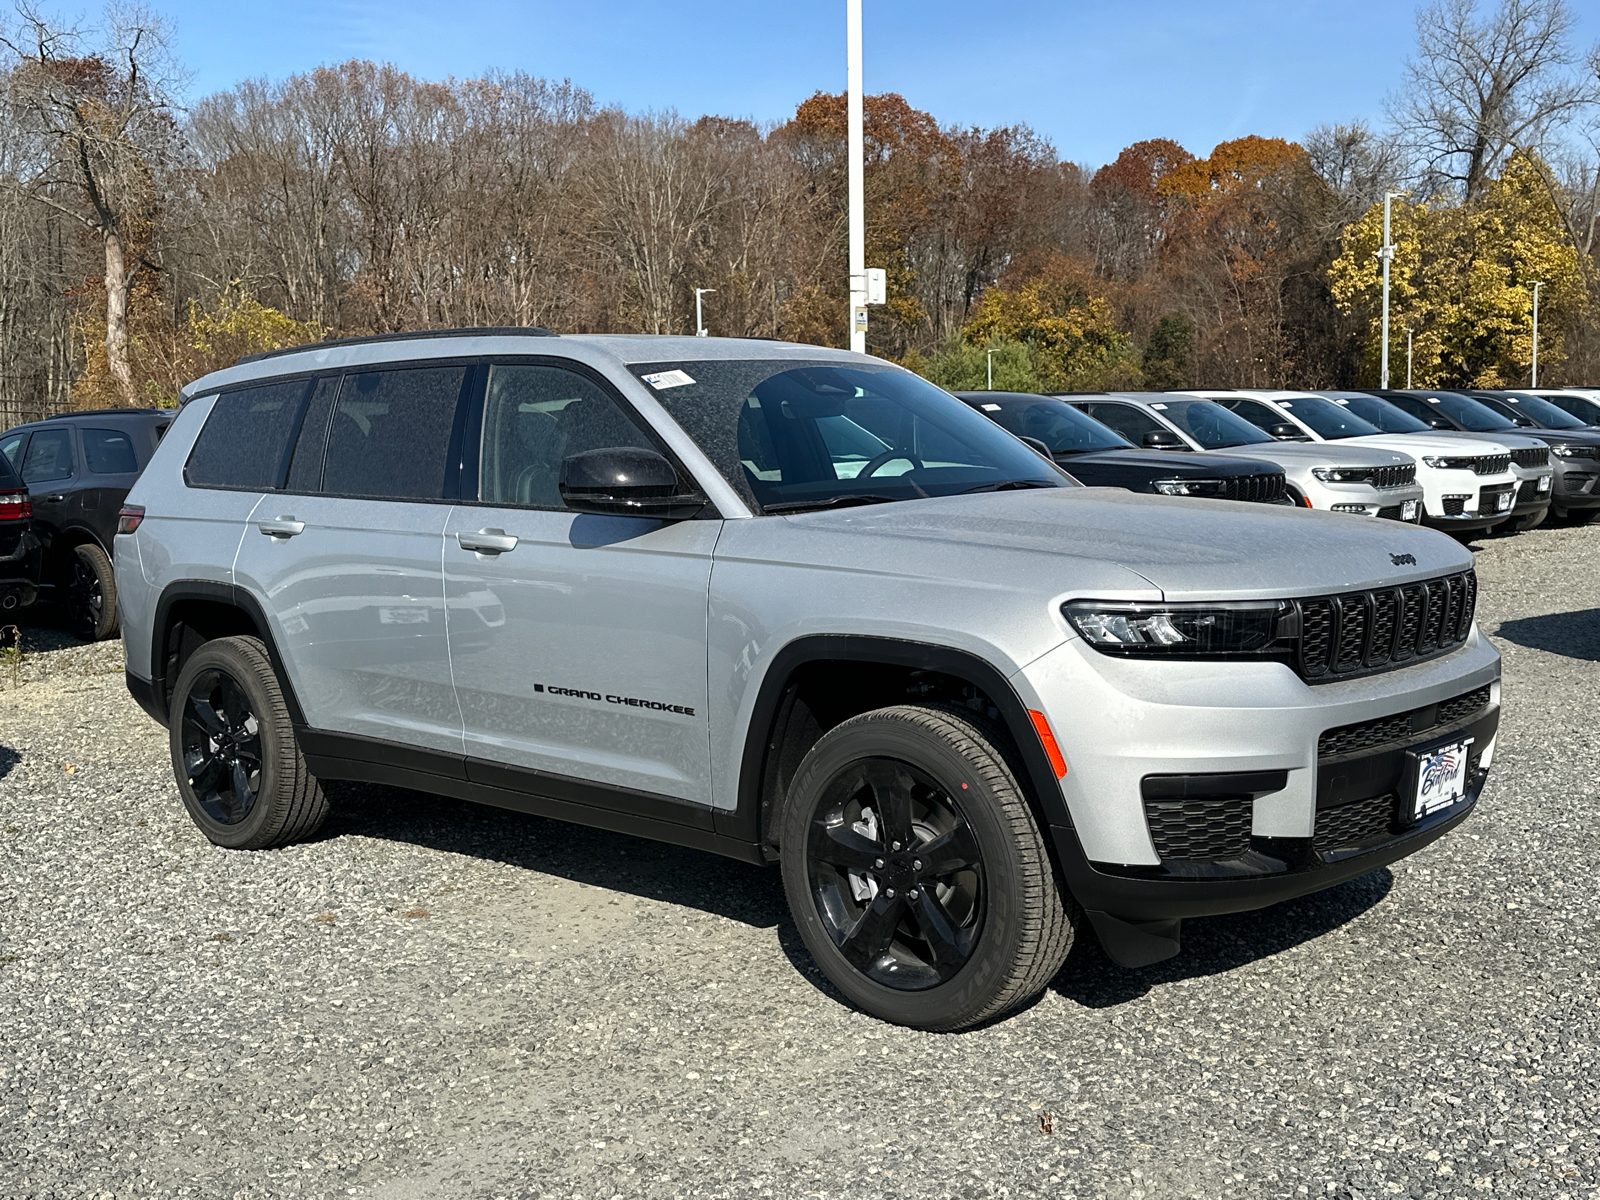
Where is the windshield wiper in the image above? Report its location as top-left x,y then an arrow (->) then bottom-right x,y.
959,479 -> 1060,495
762,494 -> 902,514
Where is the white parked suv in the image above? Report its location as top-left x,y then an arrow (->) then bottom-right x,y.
1205,390 -> 1530,536
113,330 -> 1500,1030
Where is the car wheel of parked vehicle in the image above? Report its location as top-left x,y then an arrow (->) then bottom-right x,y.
780,704 -> 1076,1031
65,543 -> 117,641
169,635 -> 329,850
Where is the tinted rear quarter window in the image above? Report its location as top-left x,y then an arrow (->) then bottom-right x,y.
82,427 -> 140,474
321,366 -> 470,501
187,380 -> 315,490
20,428 -> 73,483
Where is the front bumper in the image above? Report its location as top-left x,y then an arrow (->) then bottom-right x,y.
1014,630 -> 1499,964
1551,459 -> 1600,510
1299,479 -> 1424,520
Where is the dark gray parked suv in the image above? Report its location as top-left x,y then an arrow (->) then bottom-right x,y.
114,330 -> 1501,1030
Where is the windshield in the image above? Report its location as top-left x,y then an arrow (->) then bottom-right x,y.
983,399 -> 1132,454
1541,392 -> 1600,424
1274,395 -> 1383,440
1325,394 -> 1431,433
1419,392 -> 1518,432
1155,400 -> 1275,449
1492,393 -> 1586,429
632,360 -> 1070,512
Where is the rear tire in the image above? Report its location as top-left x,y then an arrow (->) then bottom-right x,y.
169,635 -> 328,850
65,542 -> 117,641
779,704 -> 1076,1031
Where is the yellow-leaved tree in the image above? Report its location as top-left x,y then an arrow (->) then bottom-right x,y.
1329,152 -> 1587,387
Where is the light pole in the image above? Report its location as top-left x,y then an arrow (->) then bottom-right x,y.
1378,190 -> 1408,389
986,348 -> 995,390
694,287 -> 715,337
846,0 -> 866,353
1406,328 -> 1413,389
1530,281 -> 1544,386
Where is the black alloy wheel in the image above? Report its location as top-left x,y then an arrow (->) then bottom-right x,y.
179,668 -> 265,826
806,757 -> 985,990
780,704 -> 1077,1031
66,542 -> 117,641
168,635 -> 329,850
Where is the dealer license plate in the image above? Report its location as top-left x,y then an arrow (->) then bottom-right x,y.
1411,738 -> 1473,821
1402,499 -> 1419,521
1496,491 -> 1513,512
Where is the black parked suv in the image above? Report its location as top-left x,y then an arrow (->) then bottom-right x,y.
0,408 -> 171,638
1366,390 -> 1600,526
954,392 -> 1288,502
0,448 -> 41,616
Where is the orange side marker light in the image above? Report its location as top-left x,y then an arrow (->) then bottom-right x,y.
1028,710 -> 1069,779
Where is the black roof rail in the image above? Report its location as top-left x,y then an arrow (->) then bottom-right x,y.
234,325 -> 559,367
46,407 -> 171,420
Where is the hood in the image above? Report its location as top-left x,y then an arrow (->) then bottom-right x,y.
1342,432 -> 1508,456
1419,429 -> 1549,450
1057,448 -> 1280,475
1198,440 -> 1413,469
784,487 -> 1472,602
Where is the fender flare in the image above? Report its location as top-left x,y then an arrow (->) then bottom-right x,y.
715,634 -> 1073,847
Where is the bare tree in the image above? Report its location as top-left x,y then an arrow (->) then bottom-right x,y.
1,4 -> 182,404
1392,0 -> 1600,200
1305,121 -> 1405,218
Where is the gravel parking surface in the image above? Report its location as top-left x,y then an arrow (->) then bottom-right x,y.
2,524 -> 1597,1200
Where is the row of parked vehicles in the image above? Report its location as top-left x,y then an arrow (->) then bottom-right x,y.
5,384 -> 1596,646
6,336 -> 1595,1029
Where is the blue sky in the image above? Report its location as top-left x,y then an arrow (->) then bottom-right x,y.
41,0 -> 1600,167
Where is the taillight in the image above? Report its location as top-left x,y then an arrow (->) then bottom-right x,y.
117,504 -> 145,535
0,490 -> 30,521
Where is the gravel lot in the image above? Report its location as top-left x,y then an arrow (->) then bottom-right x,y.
2,523 -> 1597,1200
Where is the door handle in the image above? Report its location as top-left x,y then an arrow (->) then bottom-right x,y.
257,516 -> 306,539
457,528 -> 518,554
45,493 -> 66,502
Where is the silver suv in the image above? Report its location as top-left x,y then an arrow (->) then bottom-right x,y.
116,331 -> 1501,1030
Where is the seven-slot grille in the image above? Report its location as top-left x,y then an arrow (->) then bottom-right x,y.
1221,472 -> 1287,503
1371,463 -> 1416,489
1469,454 -> 1511,475
1295,571 -> 1476,681
1511,447 -> 1549,469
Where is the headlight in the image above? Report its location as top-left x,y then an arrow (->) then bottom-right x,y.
1311,467 -> 1373,483
1421,455 -> 1473,469
1551,444 -> 1597,458
1152,478 -> 1229,497
1063,600 -> 1291,657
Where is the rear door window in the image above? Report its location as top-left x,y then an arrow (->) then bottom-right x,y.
187,380 -> 317,490
82,427 -> 140,474
320,366 -> 471,501
20,428 -> 74,483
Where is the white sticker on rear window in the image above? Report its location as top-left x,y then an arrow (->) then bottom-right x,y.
642,369 -> 696,390
982,403 -> 1001,411
1151,402 -> 1168,409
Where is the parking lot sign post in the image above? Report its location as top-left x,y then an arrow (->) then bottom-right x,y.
847,0 -> 865,353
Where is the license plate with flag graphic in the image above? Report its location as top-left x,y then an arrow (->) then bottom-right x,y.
1410,737 -> 1474,821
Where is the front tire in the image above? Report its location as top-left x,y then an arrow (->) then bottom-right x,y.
65,543 -> 117,641
779,704 -> 1076,1031
1508,509 -> 1546,533
169,635 -> 329,849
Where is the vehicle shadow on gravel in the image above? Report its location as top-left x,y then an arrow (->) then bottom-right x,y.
318,780 -> 788,928
1493,608 -> 1600,661
0,745 -> 17,781
1050,868 -> 1394,1010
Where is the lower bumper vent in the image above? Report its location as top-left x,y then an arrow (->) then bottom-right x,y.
1144,796 -> 1252,861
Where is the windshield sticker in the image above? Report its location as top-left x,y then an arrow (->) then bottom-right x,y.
642,369 -> 696,390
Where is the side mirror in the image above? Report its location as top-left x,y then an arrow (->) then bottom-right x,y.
1142,429 -> 1182,448
558,447 -> 706,520
1018,435 -> 1054,459
1512,416 -> 1535,427
1429,418 -> 1451,430
1267,423 -> 1305,440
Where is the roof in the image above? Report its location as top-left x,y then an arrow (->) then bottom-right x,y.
180,331 -> 875,402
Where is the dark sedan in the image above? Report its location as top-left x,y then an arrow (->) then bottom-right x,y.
955,392 -> 1288,502
1365,389 -> 1600,525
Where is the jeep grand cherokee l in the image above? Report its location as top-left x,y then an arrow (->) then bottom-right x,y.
114,330 -> 1501,1030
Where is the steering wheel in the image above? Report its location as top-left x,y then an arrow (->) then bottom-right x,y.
859,449 -> 923,478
